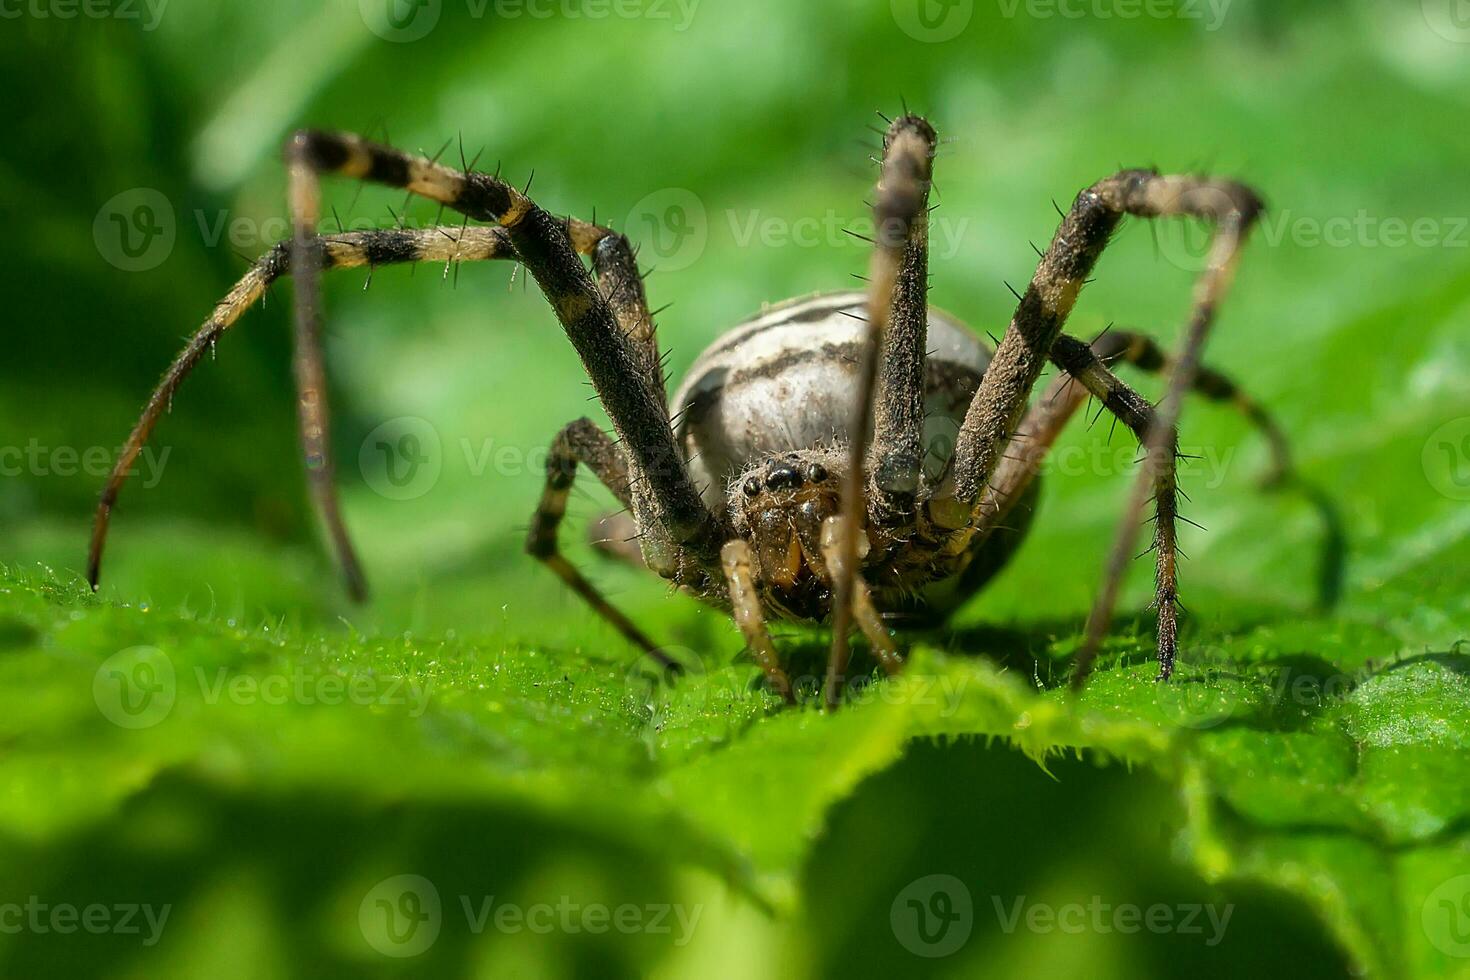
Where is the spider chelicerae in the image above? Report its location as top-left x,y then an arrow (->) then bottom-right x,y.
89,113 -> 1291,708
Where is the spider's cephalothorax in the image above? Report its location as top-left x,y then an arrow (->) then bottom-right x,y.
90,114 -> 1289,708
722,446 -> 846,620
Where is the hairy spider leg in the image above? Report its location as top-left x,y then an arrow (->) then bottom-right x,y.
826,114 -> 937,709
923,168 -> 1262,685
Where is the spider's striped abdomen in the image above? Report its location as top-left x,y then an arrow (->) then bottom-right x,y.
671,292 -> 991,515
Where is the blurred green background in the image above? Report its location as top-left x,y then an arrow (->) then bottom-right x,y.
2,0 -> 1468,976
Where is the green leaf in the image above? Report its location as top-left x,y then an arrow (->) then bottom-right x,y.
3,530 -> 1466,977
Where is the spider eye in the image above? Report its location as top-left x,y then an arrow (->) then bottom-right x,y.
806,463 -> 829,483
764,463 -> 802,491
743,477 -> 761,497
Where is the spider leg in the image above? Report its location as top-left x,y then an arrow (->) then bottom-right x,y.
930,170 -> 1263,685
826,113 -> 936,710
719,540 -> 796,704
1082,329 -> 1292,488
986,328 -> 1294,530
588,233 -> 665,406
88,225 -> 515,592
974,333 -> 1294,685
1048,332 -> 1291,686
867,119 -> 937,527
288,147 -> 369,598
93,132 -> 714,597
526,418 -> 680,671
286,131 -> 716,580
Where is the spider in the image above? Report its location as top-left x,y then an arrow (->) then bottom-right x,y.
88,114 -> 1290,708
